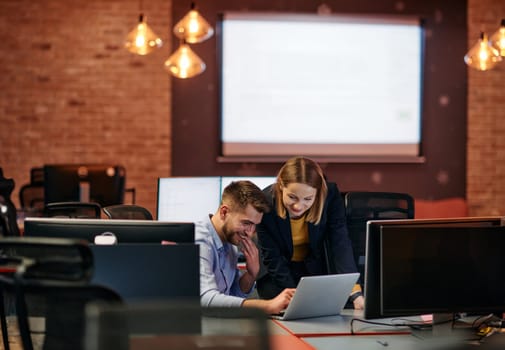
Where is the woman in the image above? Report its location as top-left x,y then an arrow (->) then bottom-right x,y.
256,156 -> 364,309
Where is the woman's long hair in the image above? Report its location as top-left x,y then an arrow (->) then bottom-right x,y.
274,156 -> 327,224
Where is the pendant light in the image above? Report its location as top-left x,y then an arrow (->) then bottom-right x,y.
124,1 -> 162,56
164,41 -> 206,79
173,2 -> 214,44
464,32 -> 502,71
490,19 -> 505,57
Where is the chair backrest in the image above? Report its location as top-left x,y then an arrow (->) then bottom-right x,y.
85,302 -> 270,350
102,205 -> 153,220
0,237 -> 94,284
343,191 -> 415,287
0,237 -> 121,350
19,183 -> 45,211
44,202 -> 102,219
18,167 -> 45,217
0,169 -> 20,237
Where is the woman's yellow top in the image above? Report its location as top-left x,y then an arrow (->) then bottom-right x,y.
290,214 -> 309,262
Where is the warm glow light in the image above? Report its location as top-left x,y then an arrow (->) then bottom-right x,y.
164,42 -> 206,79
125,14 -> 163,55
464,32 -> 502,71
173,3 -> 214,44
490,19 -> 505,56
135,23 -> 147,47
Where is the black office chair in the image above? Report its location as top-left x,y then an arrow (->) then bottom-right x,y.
0,237 -> 122,350
102,204 -> 153,220
18,167 -> 45,218
19,184 -> 44,212
44,202 -> 102,219
0,169 -> 20,237
342,191 -> 415,288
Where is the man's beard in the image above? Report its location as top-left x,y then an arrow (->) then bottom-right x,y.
222,221 -> 244,247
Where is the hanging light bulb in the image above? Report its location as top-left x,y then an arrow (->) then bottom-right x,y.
164,41 -> 206,79
173,2 -> 214,44
464,32 -> 502,71
490,19 -> 505,57
125,14 -> 163,55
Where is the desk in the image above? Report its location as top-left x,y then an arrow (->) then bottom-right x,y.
303,334 -> 419,350
273,310 -> 505,350
268,320 -> 315,350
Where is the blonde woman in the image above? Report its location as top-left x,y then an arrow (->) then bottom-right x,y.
256,156 -> 364,309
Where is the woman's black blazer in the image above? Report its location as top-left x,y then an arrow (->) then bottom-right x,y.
257,182 -> 358,288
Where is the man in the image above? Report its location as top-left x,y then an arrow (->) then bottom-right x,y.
196,180 -> 295,314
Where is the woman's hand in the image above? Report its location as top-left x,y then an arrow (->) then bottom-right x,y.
353,295 -> 364,310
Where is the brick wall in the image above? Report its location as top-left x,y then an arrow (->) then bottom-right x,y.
467,0 -> 505,215
0,0 -> 172,217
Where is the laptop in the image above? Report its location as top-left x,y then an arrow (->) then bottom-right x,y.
272,273 -> 360,321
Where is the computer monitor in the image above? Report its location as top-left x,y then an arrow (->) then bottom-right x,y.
156,176 -> 276,222
90,244 -> 199,302
23,218 -> 194,244
43,164 -> 125,207
157,177 -> 221,222
364,216 -> 505,320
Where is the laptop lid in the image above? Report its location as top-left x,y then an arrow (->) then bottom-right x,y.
279,273 -> 360,321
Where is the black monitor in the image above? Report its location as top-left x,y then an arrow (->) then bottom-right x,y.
43,164 -> 125,207
364,216 -> 505,320
90,244 -> 199,302
24,218 -> 194,244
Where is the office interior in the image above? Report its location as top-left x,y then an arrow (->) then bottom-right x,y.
1,0 -> 505,349
0,0 -> 503,218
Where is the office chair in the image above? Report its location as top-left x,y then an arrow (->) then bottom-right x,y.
18,167 -> 45,218
342,191 -> 415,288
0,237 -> 122,350
0,169 -> 20,237
44,202 -> 102,219
102,204 -> 153,220
19,184 -> 44,213
85,302 -> 271,350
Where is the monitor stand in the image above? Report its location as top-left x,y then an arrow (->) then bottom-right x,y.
432,313 -> 454,336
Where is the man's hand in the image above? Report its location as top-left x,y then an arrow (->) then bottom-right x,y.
265,288 -> 296,314
238,235 -> 260,293
240,235 -> 260,280
243,288 -> 296,315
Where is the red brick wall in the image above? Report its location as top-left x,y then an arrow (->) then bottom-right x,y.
0,0 -> 172,217
467,0 -> 505,215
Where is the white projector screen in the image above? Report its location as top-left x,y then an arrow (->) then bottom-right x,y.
219,13 -> 423,158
